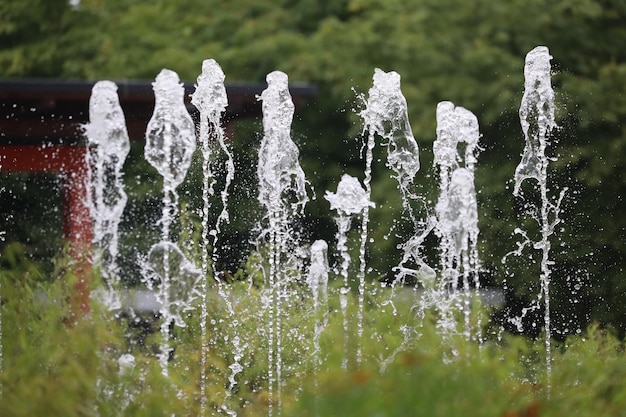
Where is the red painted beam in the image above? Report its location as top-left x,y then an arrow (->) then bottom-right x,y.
1,144 -> 93,314
0,144 -> 93,251
1,144 -> 85,171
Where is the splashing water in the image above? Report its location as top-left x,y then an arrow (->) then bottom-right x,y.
144,69 -> 197,377
514,47 -> 556,197
325,174 -> 373,368
325,174 -> 374,216
84,80 -> 132,412
145,69 -> 196,242
143,242 -> 202,376
305,240 -> 329,411
440,168 -> 480,338
433,101 -> 481,339
257,71 -> 308,213
257,70 -> 309,415
84,80 -> 130,310
307,240 -> 329,380
307,240 -> 329,326
190,58 -> 239,415
441,169 -> 479,259
434,102 -> 480,185
360,69 -> 426,362
505,46 -> 567,386
361,69 -> 420,196
191,59 -> 231,275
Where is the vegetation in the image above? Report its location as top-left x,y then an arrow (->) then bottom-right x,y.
1,255 -> 626,416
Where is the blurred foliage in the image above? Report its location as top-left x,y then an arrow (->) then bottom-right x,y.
1,257 -> 626,416
0,173 -> 63,275
291,324 -> 626,417
1,0 -> 625,336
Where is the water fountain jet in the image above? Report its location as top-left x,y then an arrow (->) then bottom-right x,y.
256,70 -> 309,416
325,174 -> 373,369
504,45 -> 568,385
84,80 -> 130,310
359,68 -> 421,364
143,68 -> 198,377
190,58 -> 239,415
433,101 -> 481,340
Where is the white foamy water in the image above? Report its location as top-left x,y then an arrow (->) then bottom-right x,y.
358,68 -> 422,364
325,174 -> 372,368
145,69 -> 196,241
433,100 -> 481,340
143,69 -> 197,378
143,241 -> 202,375
85,80 -> 130,309
257,70 -> 309,416
509,45 -> 564,386
361,69 -> 420,194
191,58 -> 240,417
514,46 -> 556,196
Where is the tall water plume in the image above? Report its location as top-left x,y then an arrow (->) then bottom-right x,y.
360,69 -> 425,362
190,58 -> 239,415
256,70 -> 309,415
325,174 -> 373,368
84,80 -> 130,310
433,102 -> 481,339
306,240 -> 329,385
505,46 -> 567,383
145,69 -> 196,242
144,69 -> 198,376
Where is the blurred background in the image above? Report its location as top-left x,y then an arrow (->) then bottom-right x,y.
0,0 -> 624,337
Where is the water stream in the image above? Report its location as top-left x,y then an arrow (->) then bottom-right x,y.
359,68 -> 421,364
85,80 -> 130,310
144,68 -> 198,377
506,46 -> 567,385
256,70 -> 309,416
433,101 -> 481,339
325,173 -> 373,369
190,58 -> 239,415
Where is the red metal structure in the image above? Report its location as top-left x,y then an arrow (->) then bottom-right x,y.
1,145 -> 92,256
